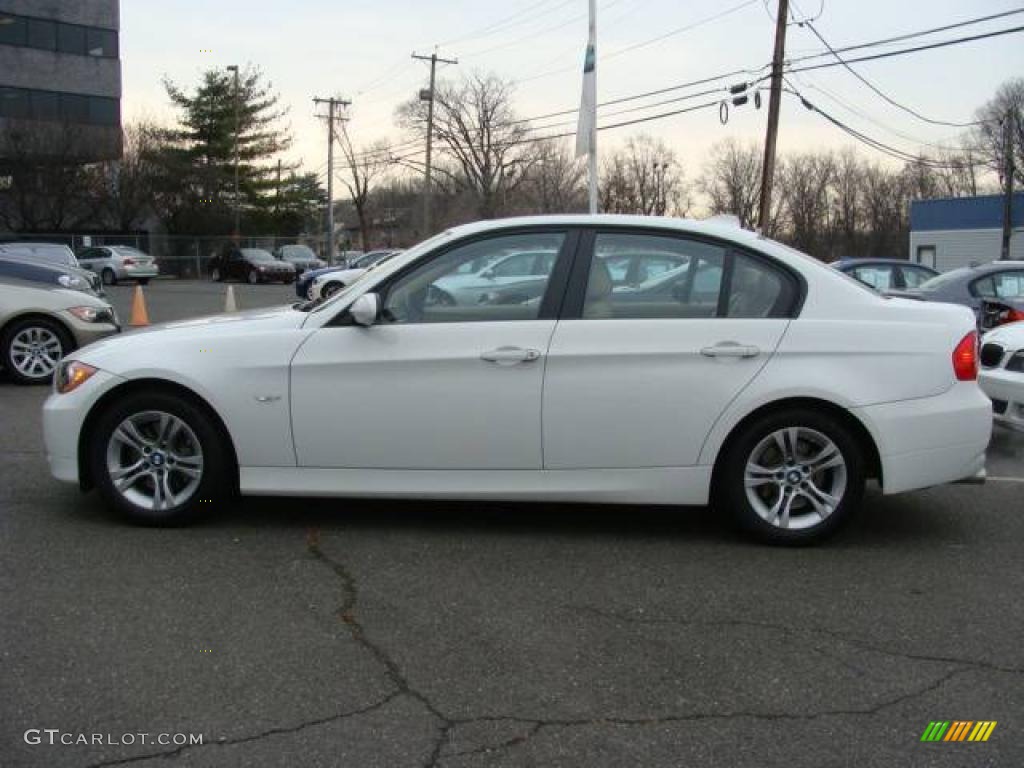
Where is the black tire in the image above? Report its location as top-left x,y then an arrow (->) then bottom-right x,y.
247,269 -> 260,285
211,266 -> 223,282
101,268 -> 116,286
321,281 -> 343,299
1,315 -> 73,385
718,408 -> 865,545
90,391 -> 231,525
138,278 -> 150,286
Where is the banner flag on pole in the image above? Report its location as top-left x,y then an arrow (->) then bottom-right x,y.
575,0 -> 597,159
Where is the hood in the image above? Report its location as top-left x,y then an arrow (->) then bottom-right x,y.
250,256 -> 290,267
70,304 -> 306,364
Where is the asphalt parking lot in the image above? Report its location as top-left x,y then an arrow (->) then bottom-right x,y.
2,280 -> 1023,767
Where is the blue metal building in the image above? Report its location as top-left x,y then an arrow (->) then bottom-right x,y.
909,193 -> 1024,272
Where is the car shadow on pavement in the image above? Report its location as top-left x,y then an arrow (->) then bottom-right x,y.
61,485 -> 976,549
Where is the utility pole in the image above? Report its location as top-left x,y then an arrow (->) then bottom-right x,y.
757,0 -> 789,234
227,65 -> 241,242
412,51 -> 457,235
1001,107 -> 1016,260
313,96 -> 350,265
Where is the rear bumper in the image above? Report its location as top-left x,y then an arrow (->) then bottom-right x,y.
979,368 -> 1024,432
852,383 -> 992,495
119,265 -> 159,279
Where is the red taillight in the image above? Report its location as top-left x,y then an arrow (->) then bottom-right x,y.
952,331 -> 978,381
1002,308 -> 1024,325
122,258 -> 135,265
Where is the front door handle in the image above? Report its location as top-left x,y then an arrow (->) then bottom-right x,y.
700,342 -> 761,358
480,346 -> 541,365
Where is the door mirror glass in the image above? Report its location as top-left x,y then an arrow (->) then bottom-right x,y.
350,293 -> 380,327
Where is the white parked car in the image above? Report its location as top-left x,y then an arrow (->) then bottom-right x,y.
308,267 -> 368,301
42,215 -> 991,543
76,245 -> 159,286
979,322 -> 1024,431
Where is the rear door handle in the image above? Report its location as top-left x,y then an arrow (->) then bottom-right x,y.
700,342 -> 761,358
480,346 -> 541,365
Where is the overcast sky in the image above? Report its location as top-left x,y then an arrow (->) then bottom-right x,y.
121,0 -> 1024,183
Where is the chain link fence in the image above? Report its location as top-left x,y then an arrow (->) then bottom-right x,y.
0,232 -> 364,278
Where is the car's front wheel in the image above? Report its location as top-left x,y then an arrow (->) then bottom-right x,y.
321,281 -> 343,300
2,316 -> 71,385
90,392 -> 230,525
211,266 -> 222,282
719,409 -> 865,544
247,269 -> 260,285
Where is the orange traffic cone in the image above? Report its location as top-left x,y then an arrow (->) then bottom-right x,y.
128,284 -> 150,327
224,284 -> 238,313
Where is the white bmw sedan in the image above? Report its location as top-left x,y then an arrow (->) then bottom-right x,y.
43,216 -> 991,543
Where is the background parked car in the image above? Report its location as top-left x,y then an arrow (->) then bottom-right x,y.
430,249 -> 557,306
309,251 -> 403,301
0,257 -> 99,296
295,250 -> 402,300
979,321 -> 1024,431
274,244 -> 326,275
0,242 -> 104,295
209,247 -> 296,284
833,258 -> 939,291
76,245 -> 159,286
1,278 -> 119,384
888,261 -> 1024,328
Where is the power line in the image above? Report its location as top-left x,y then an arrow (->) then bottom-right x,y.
797,16 -> 982,127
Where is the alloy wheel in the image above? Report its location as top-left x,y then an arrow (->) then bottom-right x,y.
9,326 -> 63,380
105,410 -> 204,511
743,426 -> 848,530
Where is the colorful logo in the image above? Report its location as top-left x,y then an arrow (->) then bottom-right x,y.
921,721 -> 997,742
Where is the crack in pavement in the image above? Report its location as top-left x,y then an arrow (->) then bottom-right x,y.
81,692 -> 403,768
569,605 -> 1024,677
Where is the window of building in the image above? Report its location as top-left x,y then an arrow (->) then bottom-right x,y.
0,14 -> 28,46
30,90 -> 60,121
0,12 -> 117,58
57,23 -> 86,55
86,27 -> 117,57
88,96 -> 118,126
59,93 -> 90,123
26,17 -> 57,51
0,87 -> 30,120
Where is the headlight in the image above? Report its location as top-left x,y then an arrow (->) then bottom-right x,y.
58,275 -> 87,290
1008,351 -> 1024,373
55,361 -> 97,394
68,305 -> 116,324
258,266 -> 266,271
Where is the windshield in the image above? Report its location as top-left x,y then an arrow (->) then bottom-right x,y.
241,248 -> 274,260
282,245 -> 317,259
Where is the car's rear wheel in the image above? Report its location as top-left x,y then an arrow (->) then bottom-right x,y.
90,392 -> 230,525
2,316 -> 71,385
719,409 -> 865,544
138,278 -> 150,286
101,268 -> 116,286
247,269 -> 260,285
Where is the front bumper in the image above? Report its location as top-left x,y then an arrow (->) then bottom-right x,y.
43,368 -> 124,485
852,382 -> 993,494
57,310 -> 120,349
979,367 -> 1024,432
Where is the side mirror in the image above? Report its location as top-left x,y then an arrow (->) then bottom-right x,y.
349,293 -> 380,327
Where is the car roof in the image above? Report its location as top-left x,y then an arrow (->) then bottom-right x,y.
836,258 -> 930,267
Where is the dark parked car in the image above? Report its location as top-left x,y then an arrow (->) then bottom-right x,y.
0,257 -> 100,296
274,244 -> 326,275
833,258 -> 939,291
887,261 -> 1024,329
209,247 -> 296,284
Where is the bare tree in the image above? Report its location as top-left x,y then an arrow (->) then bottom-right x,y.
779,151 -> 835,257
336,127 -> 391,250
698,139 -> 762,230
519,139 -> 586,213
0,123 -> 104,231
99,120 -> 166,231
828,148 -> 863,258
600,134 -> 687,216
971,77 -> 1024,186
397,73 -> 534,220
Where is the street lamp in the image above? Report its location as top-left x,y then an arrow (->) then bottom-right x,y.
226,65 -> 241,241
